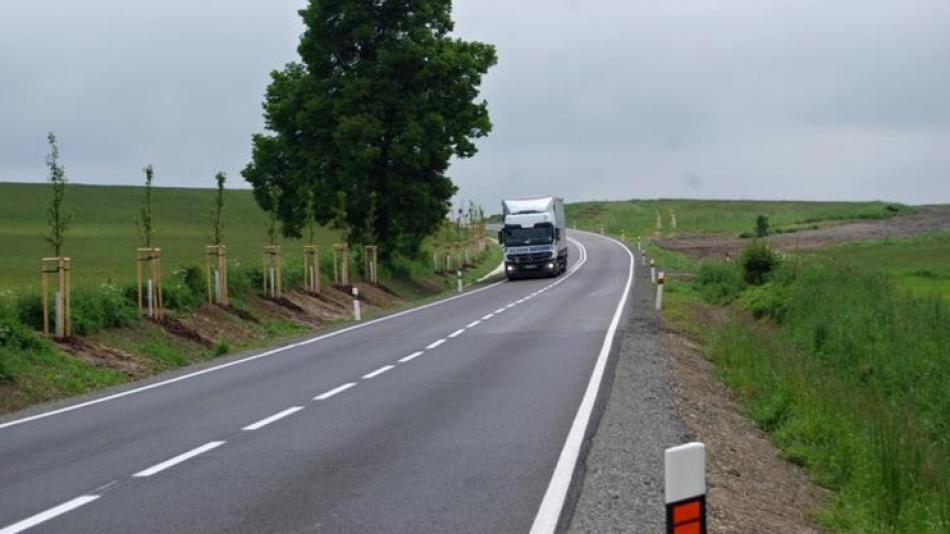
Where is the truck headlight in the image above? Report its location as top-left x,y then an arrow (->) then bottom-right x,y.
546,262 -> 555,270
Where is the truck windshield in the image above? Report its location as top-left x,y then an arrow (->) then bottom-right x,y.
504,226 -> 553,245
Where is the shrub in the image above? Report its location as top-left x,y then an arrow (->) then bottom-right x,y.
214,341 -> 231,356
0,291 -> 42,351
740,240 -> 779,285
163,266 -> 206,312
70,284 -> 138,336
756,214 -> 770,237
695,261 -> 746,305
739,282 -> 789,321
227,263 -> 259,298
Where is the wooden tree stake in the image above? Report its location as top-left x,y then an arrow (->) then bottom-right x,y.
136,247 -> 164,319
40,257 -> 71,338
304,245 -> 320,293
205,245 -> 229,305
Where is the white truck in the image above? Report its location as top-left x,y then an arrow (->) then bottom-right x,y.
498,196 -> 568,280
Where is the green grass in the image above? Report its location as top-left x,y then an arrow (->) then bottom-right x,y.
811,232 -> 950,298
566,199 -> 912,239
0,182 -> 340,288
0,181 -> 499,414
678,252 -> 950,533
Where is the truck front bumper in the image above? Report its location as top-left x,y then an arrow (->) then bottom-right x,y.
505,260 -> 558,278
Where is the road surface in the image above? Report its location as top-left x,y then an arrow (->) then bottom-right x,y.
0,231 -> 634,534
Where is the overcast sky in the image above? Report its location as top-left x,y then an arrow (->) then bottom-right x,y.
2,0 -> 949,210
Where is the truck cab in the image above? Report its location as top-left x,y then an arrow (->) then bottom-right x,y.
499,197 -> 568,280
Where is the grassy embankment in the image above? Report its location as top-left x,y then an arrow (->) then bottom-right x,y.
570,199 -> 949,533
0,182 -> 501,412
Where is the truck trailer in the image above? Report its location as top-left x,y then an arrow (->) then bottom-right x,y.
498,196 -> 568,280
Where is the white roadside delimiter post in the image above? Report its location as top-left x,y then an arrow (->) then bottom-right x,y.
664,442 -> 706,534
352,286 -> 361,321
656,272 -> 665,311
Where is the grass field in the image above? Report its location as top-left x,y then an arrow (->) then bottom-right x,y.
0,182 -> 340,288
813,232 -> 950,298
0,180 -> 500,413
565,197 -> 949,532
659,236 -> 950,532
566,198 -> 911,238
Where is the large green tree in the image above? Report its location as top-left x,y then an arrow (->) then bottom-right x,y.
243,0 -> 496,257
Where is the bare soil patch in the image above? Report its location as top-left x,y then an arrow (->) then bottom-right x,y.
177,305 -> 264,345
254,295 -> 322,328
664,327 -> 829,533
157,316 -> 215,347
655,205 -> 950,260
57,336 -> 156,378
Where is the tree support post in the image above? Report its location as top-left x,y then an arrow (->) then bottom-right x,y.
333,243 -> 349,286
304,245 -> 320,293
205,245 -> 229,305
136,248 -> 164,319
40,257 -> 71,338
263,245 -> 283,298
363,245 -> 378,284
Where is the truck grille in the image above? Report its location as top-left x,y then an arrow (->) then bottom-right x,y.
507,251 -> 552,262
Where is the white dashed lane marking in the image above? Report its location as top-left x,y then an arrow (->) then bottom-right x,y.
242,406 -> 304,431
314,382 -> 357,401
362,365 -> 394,379
133,441 -> 226,478
0,495 -> 101,534
398,351 -> 424,363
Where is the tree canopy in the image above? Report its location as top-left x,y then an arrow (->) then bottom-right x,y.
243,0 -> 496,257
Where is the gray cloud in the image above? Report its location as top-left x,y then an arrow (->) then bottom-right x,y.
1,0 -> 948,212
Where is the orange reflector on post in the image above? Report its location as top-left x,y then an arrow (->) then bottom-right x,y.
668,496 -> 705,534
672,499 -> 700,523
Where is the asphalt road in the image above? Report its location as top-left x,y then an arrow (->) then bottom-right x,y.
0,231 -> 634,534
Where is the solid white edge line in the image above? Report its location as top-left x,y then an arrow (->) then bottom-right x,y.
314,382 -> 357,400
466,320 -> 481,328
481,313 -> 494,320
448,328 -> 465,338
0,495 -> 101,534
0,277 -> 510,431
529,232 -> 634,534
494,308 -> 506,314
133,441 -> 226,478
425,339 -> 446,350
398,351 -> 424,363
242,406 -> 304,431
362,365 -> 395,379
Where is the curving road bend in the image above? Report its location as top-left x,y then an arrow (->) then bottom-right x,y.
0,231 -> 634,534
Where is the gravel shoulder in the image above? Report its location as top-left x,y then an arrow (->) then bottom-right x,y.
568,248 -> 829,533
568,252 -> 689,533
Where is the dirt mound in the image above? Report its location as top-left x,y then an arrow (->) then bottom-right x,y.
57,336 -> 156,378
178,305 -> 264,345
254,296 -> 322,328
157,316 -> 214,347
222,305 -> 260,324
354,282 -> 401,307
283,290 -> 349,322
655,205 -> 950,260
